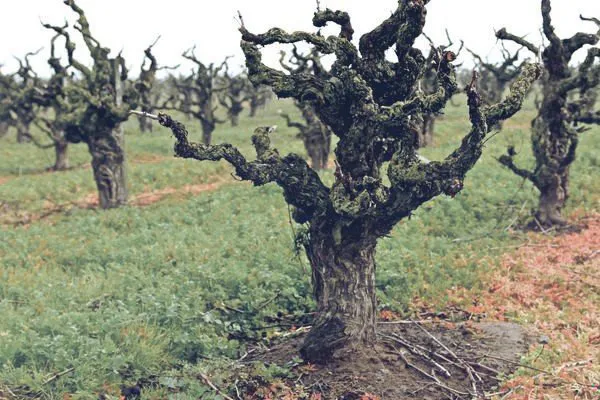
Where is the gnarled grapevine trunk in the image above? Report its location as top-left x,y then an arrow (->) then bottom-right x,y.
53,139 -> 69,171
305,136 -> 330,170
537,170 -> 569,226
301,221 -> 377,363
230,111 -> 241,127
16,120 -> 30,143
200,120 -> 215,146
0,121 -> 10,138
418,115 -> 435,147
138,114 -> 153,133
530,82 -> 574,227
88,129 -> 128,209
496,0 -> 600,227
249,102 -> 258,118
150,0 -> 539,366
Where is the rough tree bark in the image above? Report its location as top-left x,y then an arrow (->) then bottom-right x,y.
88,131 -> 128,207
53,139 -> 69,171
146,0 -> 540,364
43,0 -> 139,208
497,1 -> 600,226
0,121 -> 10,138
418,114 -> 435,147
301,218 -> 378,359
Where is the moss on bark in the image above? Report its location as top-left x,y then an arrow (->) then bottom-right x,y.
42,0 -> 140,209
153,0 -> 540,364
497,1 -> 600,226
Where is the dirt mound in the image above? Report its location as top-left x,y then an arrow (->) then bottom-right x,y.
233,322 -> 531,399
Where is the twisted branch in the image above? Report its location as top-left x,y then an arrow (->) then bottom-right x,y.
153,113 -> 330,222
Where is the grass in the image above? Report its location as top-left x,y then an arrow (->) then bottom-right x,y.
0,95 -> 599,399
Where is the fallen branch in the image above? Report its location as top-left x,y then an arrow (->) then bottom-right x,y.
380,333 -> 452,378
411,320 -> 483,396
43,367 -> 75,385
198,372 -> 235,400
397,351 -> 470,397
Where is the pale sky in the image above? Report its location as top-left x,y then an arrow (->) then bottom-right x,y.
1,0 -> 599,78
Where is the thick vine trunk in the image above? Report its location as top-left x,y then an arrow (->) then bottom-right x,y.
249,103 -> 257,118
309,151 -> 322,171
53,139 -> 69,171
536,169 -> 569,226
230,112 -> 240,127
531,80 -> 573,227
88,128 -> 128,209
16,121 -> 30,143
418,115 -> 435,147
138,115 -> 153,133
306,140 -> 330,170
301,223 -> 377,363
200,120 -> 214,146
0,121 -> 10,138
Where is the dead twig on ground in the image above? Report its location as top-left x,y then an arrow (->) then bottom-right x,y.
198,372 -> 235,400
43,367 -> 75,385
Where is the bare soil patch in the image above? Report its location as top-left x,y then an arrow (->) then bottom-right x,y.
0,179 -> 228,227
129,153 -> 170,165
232,322 -> 531,399
132,182 -> 225,206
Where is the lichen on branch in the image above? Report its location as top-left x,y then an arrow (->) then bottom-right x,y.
496,0 -> 600,226
149,0 -> 541,364
156,113 -> 330,223
238,0 -> 540,231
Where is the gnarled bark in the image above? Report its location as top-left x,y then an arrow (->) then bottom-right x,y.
16,120 -> 31,143
42,0 -> 139,208
148,0 -> 540,365
537,169 -> 569,226
53,139 -> 69,171
301,220 -> 377,362
88,130 -> 127,209
0,121 -> 10,138
417,114 -> 435,147
497,1 -> 600,227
